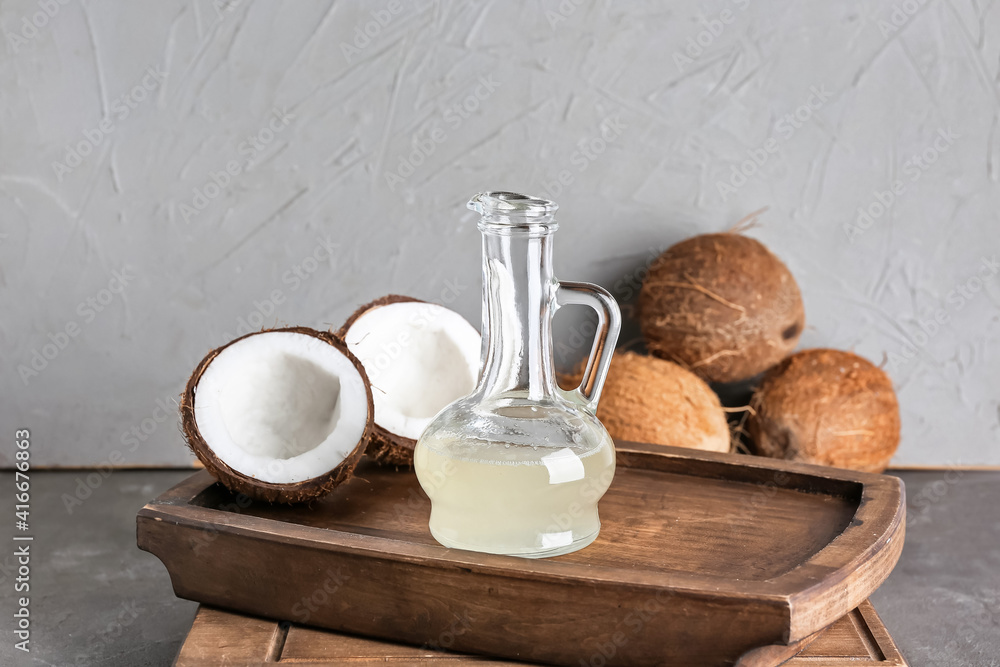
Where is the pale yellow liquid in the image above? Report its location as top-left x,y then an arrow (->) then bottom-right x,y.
414,434 -> 615,557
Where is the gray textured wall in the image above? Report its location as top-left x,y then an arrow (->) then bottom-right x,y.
2,0 -> 998,467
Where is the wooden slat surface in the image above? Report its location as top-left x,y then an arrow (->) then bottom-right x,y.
173,606 -> 286,666
786,601 -> 906,665
281,625 -> 519,664
175,599 -> 906,666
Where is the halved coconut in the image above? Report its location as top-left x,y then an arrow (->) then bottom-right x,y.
181,327 -> 373,503
338,295 -> 481,466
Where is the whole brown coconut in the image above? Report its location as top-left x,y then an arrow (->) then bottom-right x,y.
747,349 -> 900,472
638,233 -> 805,383
182,327 -> 374,503
567,351 -> 731,452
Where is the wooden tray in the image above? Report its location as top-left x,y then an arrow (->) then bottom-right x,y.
139,441 -> 905,667
173,599 -> 907,666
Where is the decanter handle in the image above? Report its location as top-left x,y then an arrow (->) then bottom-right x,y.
555,281 -> 622,412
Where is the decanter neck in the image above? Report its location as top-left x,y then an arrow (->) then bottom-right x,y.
476,230 -> 559,401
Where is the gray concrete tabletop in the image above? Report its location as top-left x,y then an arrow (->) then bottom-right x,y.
0,469 -> 996,666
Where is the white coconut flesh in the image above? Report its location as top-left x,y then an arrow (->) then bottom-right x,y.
344,302 -> 480,439
193,332 -> 369,484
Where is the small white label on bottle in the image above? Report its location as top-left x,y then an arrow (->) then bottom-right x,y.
541,530 -> 574,549
541,447 -> 586,485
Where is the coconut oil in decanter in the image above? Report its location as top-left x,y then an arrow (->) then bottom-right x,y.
414,429 -> 616,557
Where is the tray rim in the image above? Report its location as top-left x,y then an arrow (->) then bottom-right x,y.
139,440 -> 904,644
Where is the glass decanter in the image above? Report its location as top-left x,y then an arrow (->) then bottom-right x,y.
414,191 -> 622,558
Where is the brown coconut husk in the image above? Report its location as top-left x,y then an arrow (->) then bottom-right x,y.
747,349 -> 900,472
567,351 -> 731,452
337,294 -> 426,467
638,232 -> 805,383
181,327 -> 373,503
